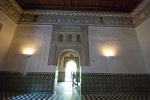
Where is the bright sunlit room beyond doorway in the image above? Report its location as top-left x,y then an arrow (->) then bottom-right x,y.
65,60 -> 77,82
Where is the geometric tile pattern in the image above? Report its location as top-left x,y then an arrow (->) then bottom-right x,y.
81,93 -> 150,100
0,71 -> 55,93
1,93 -> 149,100
81,73 -> 150,94
50,94 -> 81,100
0,93 -> 52,100
0,93 -> 81,100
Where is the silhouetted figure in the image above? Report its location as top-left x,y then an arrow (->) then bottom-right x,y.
76,73 -> 79,86
72,72 -> 76,87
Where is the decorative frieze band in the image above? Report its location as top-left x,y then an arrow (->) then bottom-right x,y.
0,0 -> 21,22
131,0 -> 150,26
131,0 -> 150,16
0,0 -> 149,27
18,11 -> 134,27
22,10 -> 131,17
0,71 -> 55,75
8,0 -> 22,13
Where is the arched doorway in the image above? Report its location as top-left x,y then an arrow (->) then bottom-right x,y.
65,60 -> 77,81
54,49 -> 81,95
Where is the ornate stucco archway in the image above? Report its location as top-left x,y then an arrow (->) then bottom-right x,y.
48,25 -> 90,66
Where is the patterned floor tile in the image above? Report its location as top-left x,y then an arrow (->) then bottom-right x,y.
0,93 -> 81,100
1,93 -> 149,100
81,93 -> 149,100
0,93 -> 52,100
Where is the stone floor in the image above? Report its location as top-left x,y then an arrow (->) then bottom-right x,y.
52,82 -> 81,100
1,92 -> 149,100
0,82 -> 149,100
54,82 -> 81,95
81,94 -> 149,100
0,82 -> 81,100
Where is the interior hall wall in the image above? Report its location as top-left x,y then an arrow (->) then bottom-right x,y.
0,11 -> 17,70
2,23 -> 147,73
82,26 -> 147,73
135,18 -> 150,73
3,24 -> 56,72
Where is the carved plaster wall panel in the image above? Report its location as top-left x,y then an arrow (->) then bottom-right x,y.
131,0 -> 150,26
0,0 -> 22,22
18,10 -> 134,27
48,25 -> 90,66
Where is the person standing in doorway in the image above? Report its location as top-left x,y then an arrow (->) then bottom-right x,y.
72,72 -> 75,87
76,73 -> 79,86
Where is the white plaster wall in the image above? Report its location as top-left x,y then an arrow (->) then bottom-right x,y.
2,23 -> 147,73
3,24 -> 55,72
0,11 -> 17,70
135,18 -> 150,73
82,26 -> 147,73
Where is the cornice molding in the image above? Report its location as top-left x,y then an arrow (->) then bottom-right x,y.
18,10 -> 134,27
0,0 -> 22,22
9,0 -> 22,13
131,0 -> 150,16
131,0 -> 150,26
0,0 -> 149,27
22,10 -> 131,17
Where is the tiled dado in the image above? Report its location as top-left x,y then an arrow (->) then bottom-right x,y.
81,73 -> 150,94
0,71 -> 55,93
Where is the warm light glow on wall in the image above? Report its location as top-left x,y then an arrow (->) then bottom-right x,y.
99,43 -> 119,57
104,50 -> 114,57
23,48 -> 34,55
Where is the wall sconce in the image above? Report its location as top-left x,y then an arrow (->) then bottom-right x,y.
107,56 -> 113,59
23,48 -> 34,58
104,50 -> 114,59
26,54 -> 32,58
